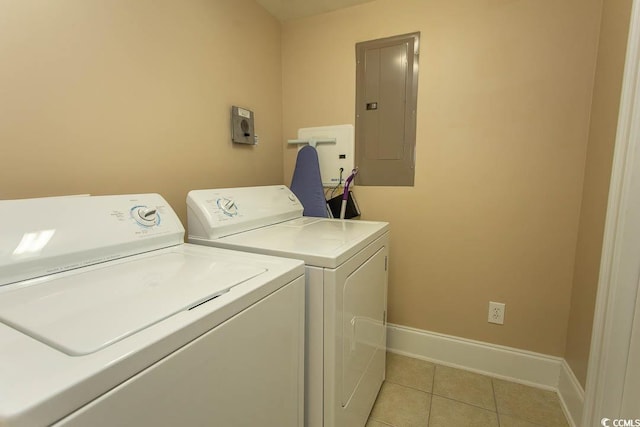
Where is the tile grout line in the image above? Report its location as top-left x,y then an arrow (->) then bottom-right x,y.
427,365 -> 437,426
369,417 -> 395,427
429,363 -> 503,413
492,378 -> 501,427
490,378 -> 552,427
383,378 -> 431,394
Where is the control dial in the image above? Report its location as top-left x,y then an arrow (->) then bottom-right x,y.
131,206 -> 159,227
216,198 -> 238,217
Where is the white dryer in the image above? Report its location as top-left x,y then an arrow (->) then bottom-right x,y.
187,185 -> 389,427
0,193 -> 305,427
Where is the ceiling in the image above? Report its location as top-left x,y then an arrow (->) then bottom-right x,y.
255,0 -> 376,21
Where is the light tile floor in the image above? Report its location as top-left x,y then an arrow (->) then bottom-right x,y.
367,353 -> 570,427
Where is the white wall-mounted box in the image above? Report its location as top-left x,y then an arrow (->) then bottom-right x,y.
289,124 -> 354,187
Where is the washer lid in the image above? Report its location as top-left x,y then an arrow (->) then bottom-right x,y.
0,250 -> 266,356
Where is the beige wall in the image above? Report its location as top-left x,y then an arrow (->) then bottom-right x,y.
1,0 -> 631,369
564,0 -> 633,387
0,0 -> 283,226
282,0 -> 603,356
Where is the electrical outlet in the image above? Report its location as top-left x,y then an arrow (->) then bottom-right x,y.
488,301 -> 505,325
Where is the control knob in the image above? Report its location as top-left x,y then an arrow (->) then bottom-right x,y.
131,206 -> 159,227
217,198 -> 238,217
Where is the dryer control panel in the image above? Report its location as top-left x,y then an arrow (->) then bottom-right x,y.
187,185 -> 303,240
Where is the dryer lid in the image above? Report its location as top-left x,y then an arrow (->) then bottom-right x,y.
0,250 -> 266,355
212,216 -> 389,268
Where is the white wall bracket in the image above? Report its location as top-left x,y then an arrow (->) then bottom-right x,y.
287,137 -> 336,149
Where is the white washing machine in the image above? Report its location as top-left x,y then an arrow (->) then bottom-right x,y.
0,193 -> 305,427
187,185 -> 389,427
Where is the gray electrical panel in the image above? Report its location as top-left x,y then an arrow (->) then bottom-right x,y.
231,106 -> 256,145
355,32 -> 419,186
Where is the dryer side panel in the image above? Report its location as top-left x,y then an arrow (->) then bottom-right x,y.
341,247 -> 387,405
324,234 -> 388,427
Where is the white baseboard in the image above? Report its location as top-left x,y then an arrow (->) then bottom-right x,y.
557,359 -> 585,427
387,323 -> 562,388
386,323 -> 584,426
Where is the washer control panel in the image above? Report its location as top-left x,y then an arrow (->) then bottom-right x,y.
0,193 -> 184,287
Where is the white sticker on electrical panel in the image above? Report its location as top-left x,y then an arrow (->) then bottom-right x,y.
237,108 -> 251,118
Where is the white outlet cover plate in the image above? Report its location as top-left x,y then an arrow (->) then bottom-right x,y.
488,301 -> 505,325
